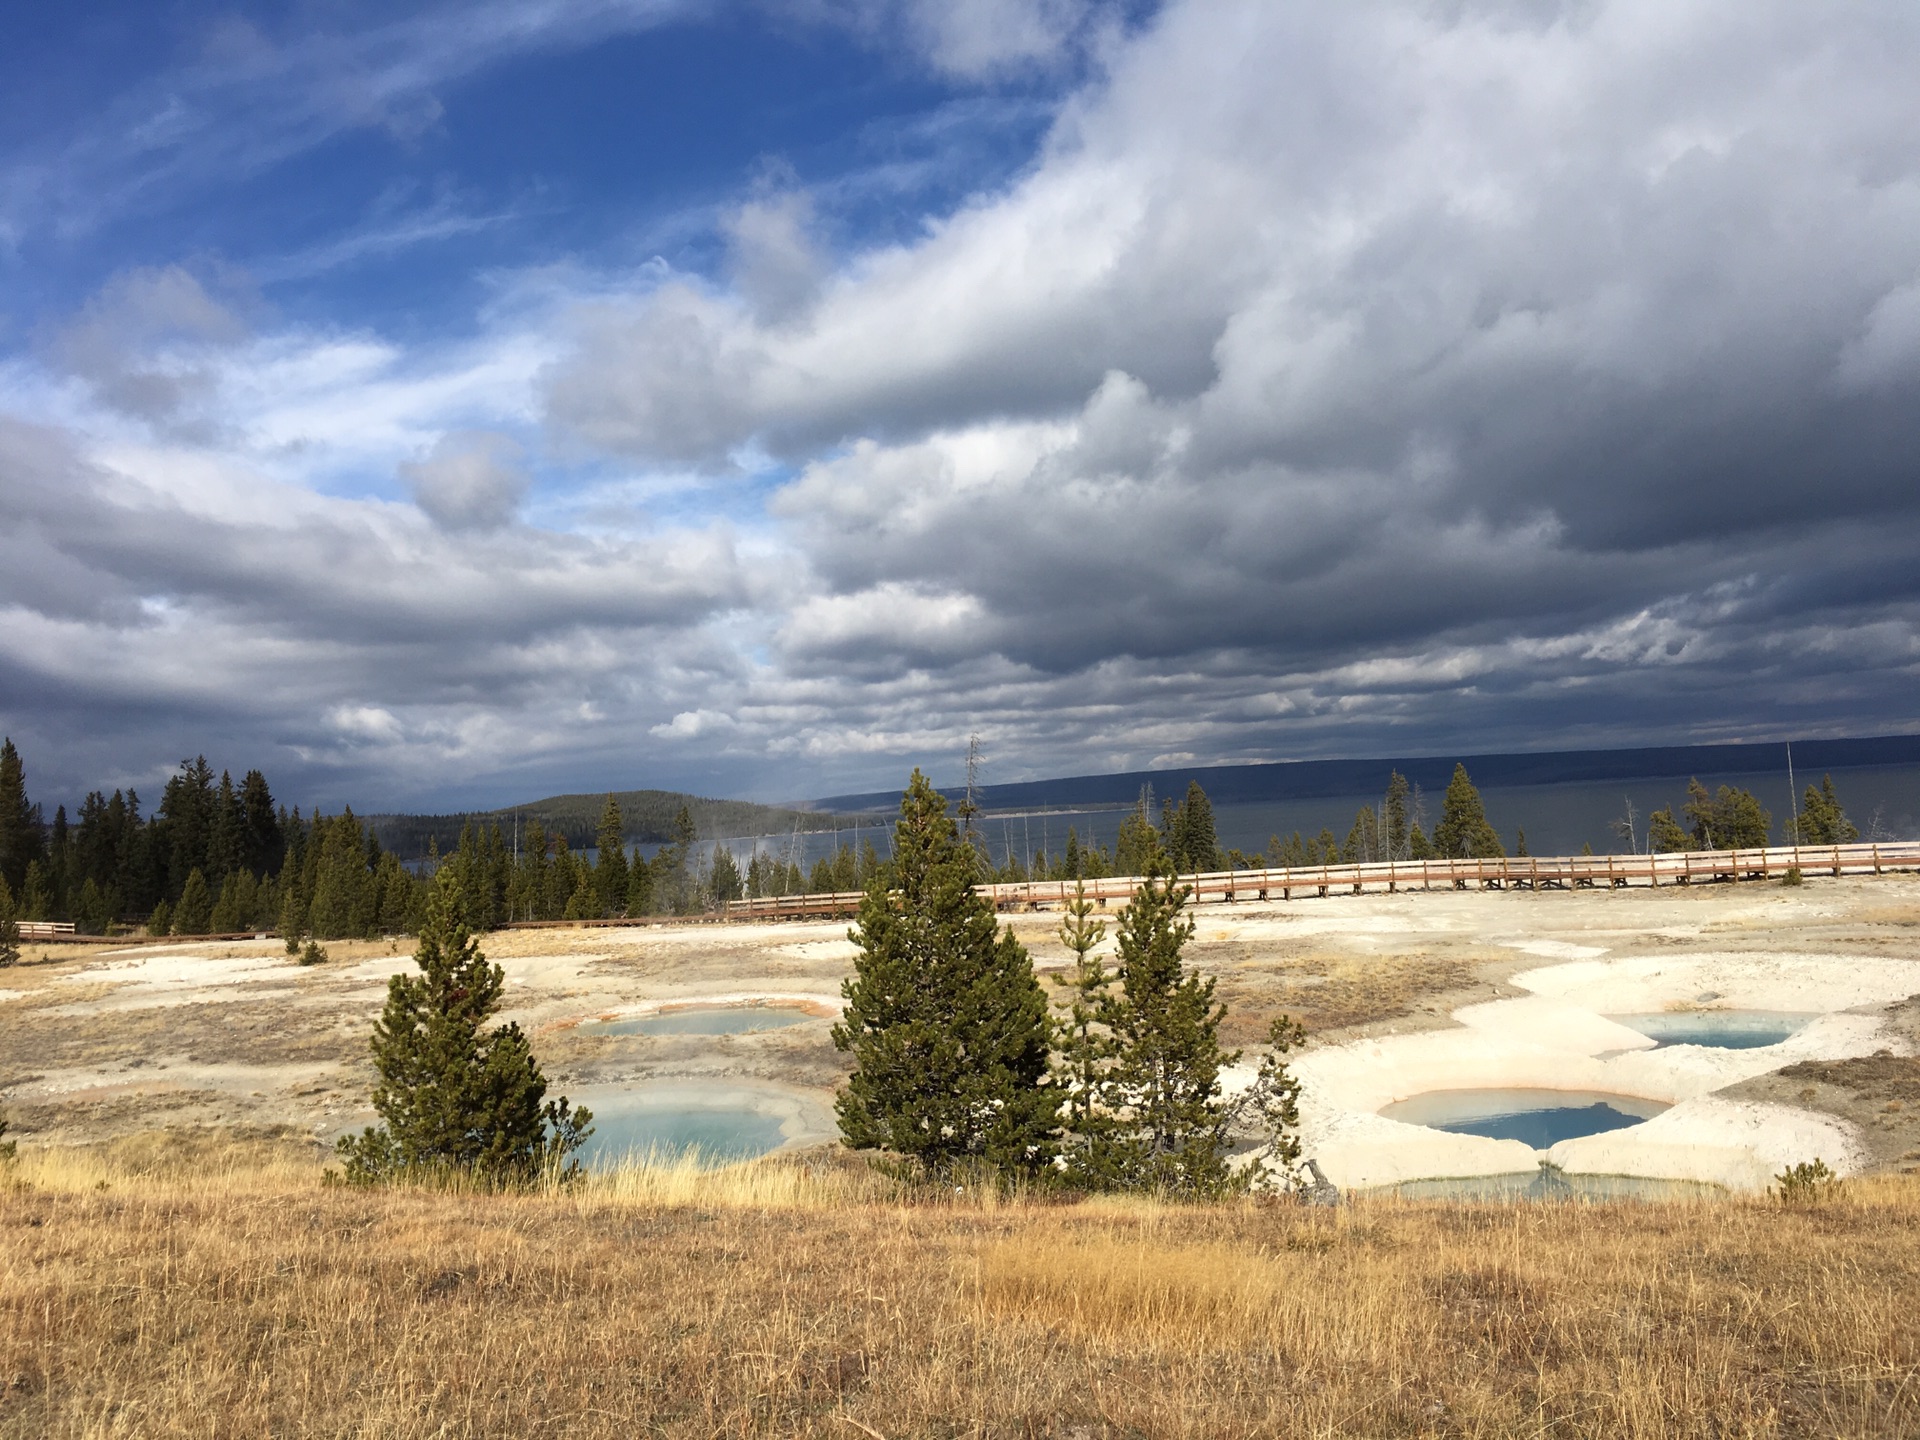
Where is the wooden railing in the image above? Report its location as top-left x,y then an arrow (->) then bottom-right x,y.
725,841 -> 1920,921
17,920 -> 77,939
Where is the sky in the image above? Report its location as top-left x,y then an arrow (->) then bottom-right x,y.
2,0 -> 1919,813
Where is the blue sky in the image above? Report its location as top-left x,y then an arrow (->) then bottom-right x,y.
3,0 -> 1919,813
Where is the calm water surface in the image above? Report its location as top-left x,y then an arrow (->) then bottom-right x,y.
1382,1088 -> 1670,1148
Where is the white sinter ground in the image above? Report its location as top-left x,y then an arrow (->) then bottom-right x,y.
1268,949 -> 1920,1192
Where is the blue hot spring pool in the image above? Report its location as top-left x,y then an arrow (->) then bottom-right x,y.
1380,1088 -> 1670,1149
582,1005 -> 817,1038
577,1093 -> 790,1168
1604,1010 -> 1817,1050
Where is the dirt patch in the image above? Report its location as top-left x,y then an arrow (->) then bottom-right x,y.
1212,948 -> 1496,1043
1725,1010 -> 1920,1175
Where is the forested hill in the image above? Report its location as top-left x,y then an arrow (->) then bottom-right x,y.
809,734 -> 1920,815
367,789 -> 875,859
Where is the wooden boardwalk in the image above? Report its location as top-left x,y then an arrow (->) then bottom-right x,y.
723,840 -> 1920,922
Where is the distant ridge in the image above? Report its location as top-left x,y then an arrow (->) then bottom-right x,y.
807,734 -> 1920,815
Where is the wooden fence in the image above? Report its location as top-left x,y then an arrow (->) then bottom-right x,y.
724,840 -> 1920,921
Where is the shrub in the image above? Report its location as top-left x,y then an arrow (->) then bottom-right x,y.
1774,1157 -> 1839,1204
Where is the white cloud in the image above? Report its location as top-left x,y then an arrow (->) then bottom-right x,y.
402,430 -> 530,532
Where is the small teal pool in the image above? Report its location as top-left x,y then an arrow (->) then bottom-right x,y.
579,1100 -> 789,1168
1605,1010 -> 1817,1050
584,1005 -> 816,1037
1381,1088 -> 1669,1148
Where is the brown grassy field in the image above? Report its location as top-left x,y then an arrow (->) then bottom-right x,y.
3,1135 -> 1917,1439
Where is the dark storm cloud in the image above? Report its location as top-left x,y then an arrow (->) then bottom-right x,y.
7,0 -> 1920,811
542,0 -> 1920,789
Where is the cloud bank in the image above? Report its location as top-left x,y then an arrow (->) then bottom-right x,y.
4,0 -> 1920,808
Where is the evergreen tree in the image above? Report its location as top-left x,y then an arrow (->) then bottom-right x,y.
1383,771 -> 1412,860
147,898 -> 172,937
172,868 -> 213,934
376,854 -> 419,935
1409,824 -> 1433,860
337,877 -> 591,1187
1236,1015 -> 1306,1190
1314,828 -> 1341,863
208,870 -> 254,933
1091,861 -> 1240,1196
1648,807 -> 1689,852
1062,827 -> 1083,880
19,860 -> 50,921
626,858 -> 654,916
1683,780 -> 1771,849
1431,764 -> 1505,860
240,770 -> 282,875
833,770 -> 1056,1177
73,876 -> 113,936
1051,880 -> 1113,1179
1792,775 -> 1859,845
0,738 -> 43,895
564,868 -> 599,920
594,796 -> 629,915
1114,796 -> 1161,877
709,844 -> 742,907
0,875 -> 19,968
310,811 -> 374,939
1165,781 -> 1219,873
1515,828 -> 1529,857
1345,806 -> 1381,864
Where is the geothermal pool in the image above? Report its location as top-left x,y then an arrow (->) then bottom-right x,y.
1380,1088 -> 1670,1148
1605,1010 -> 1816,1050
580,1101 -> 789,1166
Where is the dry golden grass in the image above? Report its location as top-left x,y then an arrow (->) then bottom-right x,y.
4,1137 -> 1919,1438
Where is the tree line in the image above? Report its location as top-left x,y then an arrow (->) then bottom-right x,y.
0,738 -> 861,945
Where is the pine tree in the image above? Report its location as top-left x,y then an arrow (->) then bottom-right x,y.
0,738 -> 43,896
594,796 -> 629,915
564,868 -> 599,920
1236,1015 -> 1306,1190
0,874 -> 19,968
1051,880 -> 1113,1180
1432,764 -> 1505,859
173,868 -> 213,934
19,860 -> 50,921
626,858 -> 654,916
147,898 -> 172,937
1092,861 -> 1240,1196
1345,806 -> 1381,864
1409,823 -> 1433,860
1114,796 -> 1161,877
1648,807 -> 1689,852
833,770 -> 1056,1178
1383,771 -> 1411,860
1683,780 -> 1771,849
310,811 -> 373,939
709,844 -> 742,907
336,877 -> 591,1187
1168,781 -> 1218,873
1515,828 -> 1529,857
1793,775 -> 1859,846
